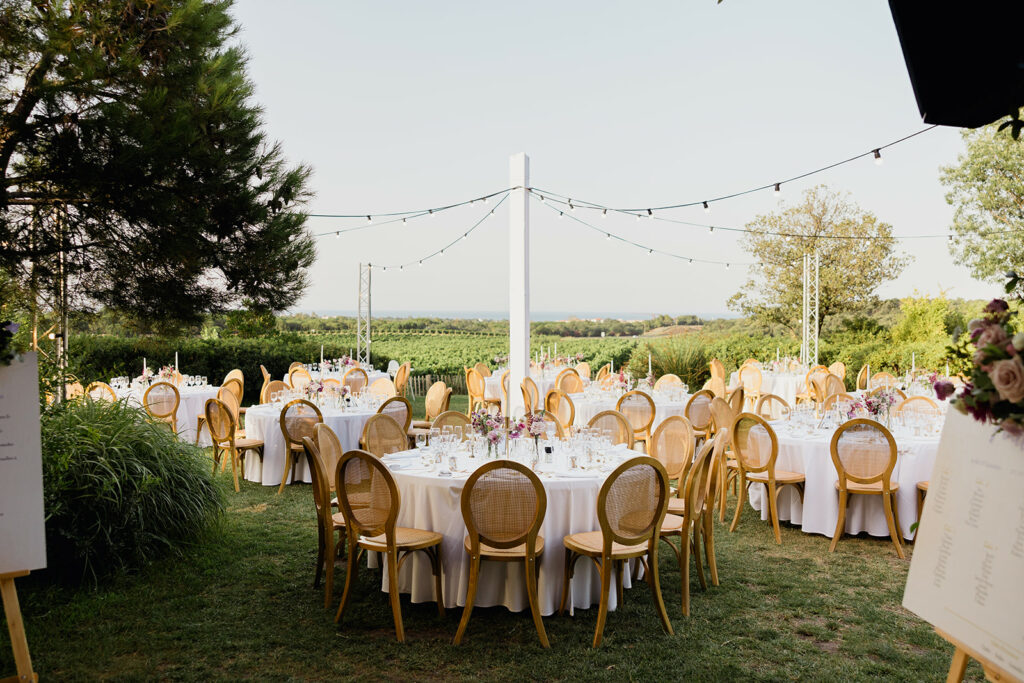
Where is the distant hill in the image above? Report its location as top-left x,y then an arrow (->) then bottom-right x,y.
642,325 -> 703,338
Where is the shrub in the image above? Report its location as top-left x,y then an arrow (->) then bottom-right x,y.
627,335 -> 711,388
41,399 -> 225,584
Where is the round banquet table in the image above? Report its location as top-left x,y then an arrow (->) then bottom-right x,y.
281,369 -> 390,386
241,403 -> 377,486
375,447 -> 643,616
115,383 -> 218,446
569,390 -> 691,432
729,370 -> 806,408
745,422 -> 939,540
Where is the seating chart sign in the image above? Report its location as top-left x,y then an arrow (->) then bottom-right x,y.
0,352 -> 47,574
903,408 -> 1024,679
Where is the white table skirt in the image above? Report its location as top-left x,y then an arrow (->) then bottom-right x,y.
242,404 -> 376,486
116,384 -> 218,446
729,371 -> 806,407
746,427 -> 938,540
382,457 -> 640,616
569,391 -> 690,432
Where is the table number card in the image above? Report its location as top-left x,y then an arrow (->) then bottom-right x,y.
0,352 -> 47,574
903,407 -> 1024,679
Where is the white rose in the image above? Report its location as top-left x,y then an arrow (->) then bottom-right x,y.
1013,332 -> 1024,351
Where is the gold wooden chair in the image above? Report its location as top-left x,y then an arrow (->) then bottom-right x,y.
737,364 -> 762,409
828,361 -> 846,381
224,368 -> 244,395
393,362 -> 412,398
343,367 -> 369,394
616,390 -> 656,452
576,362 -> 591,381
822,392 -> 858,413
85,381 -> 117,402
795,367 -> 827,405
754,393 -> 789,420
322,378 -> 342,389
454,460 -> 549,648
301,435 -> 345,608
829,419 -> 904,558
143,381 -> 180,433
361,414 -> 410,457
288,361 -> 304,373
587,410 -> 635,448
334,449 -> 444,642
368,377 -> 398,400
206,398 -> 263,492
708,375 -> 727,398
411,382 -> 451,429
378,396 -> 412,433
431,410 -> 471,434
709,358 -> 725,382
530,410 -> 565,438
896,396 -> 940,416
65,380 -> 86,401
726,386 -> 744,416
221,376 -> 243,405
289,366 -> 313,390
868,386 -> 907,401
856,364 -> 869,391
473,361 -> 492,378
650,416 -> 695,505
594,363 -> 611,382
544,389 -> 575,431
466,368 -> 500,414
555,368 -> 584,394
521,377 -> 540,414
685,390 -> 715,441
870,371 -> 898,390
259,365 -> 271,403
559,456 -> 673,647
729,413 -> 805,544
824,373 -> 845,398
262,379 -> 289,403
278,399 -> 323,494
709,397 -> 738,521
499,370 -> 510,414
653,373 -> 683,391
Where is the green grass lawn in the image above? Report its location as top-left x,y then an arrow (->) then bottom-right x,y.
1,397 -> 981,681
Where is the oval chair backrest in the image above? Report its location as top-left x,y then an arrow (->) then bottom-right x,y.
336,449 -> 399,540
896,396 -> 940,416
616,390 -> 656,435
595,364 -> 611,381
500,370 -> 510,405
432,410 -> 471,434
830,418 -> 897,488
473,362 -> 491,378
587,410 -> 635,448
394,362 -> 411,395
544,389 -> 575,430
369,377 -> 398,400
378,396 -> 412,432
313,423 -> 344,491
462,460 -> 546,551
556,368 -> 583,394
708,375 -> 727,398
205,398 -> 236,444
261,365 -> 271,384
828,362 -> 846,380
522,377 -> 540,412
466,369 -> 486,398
262,380 -> 290,403
738,365 -> 762,392
597,456 -> 669,548
856,365 -> 869,390
686,390 -> 715,431
143,382 -> 179,428
289,367 -> 313,390
823,392 -> 857,413
221,377 -> 243,405
280,399 -> 323,446
424,381 -> 449,420
217,385 -> 241,422
343,367 -> 369,393
361,414 -> 408,457
224,368 -> 243,390
323,378 -> 342,389
653,374 -> 682,391
288,362 -> 304,373
685,436 -> 719,521
302,436 -> 331,517
731,413 -> 778,475
709,358 -> 725,380
728,386 -> 745,415
86,381 -> 117,402
825,373 -> 845,397
649,415 -> 695,482
709,397 -> 736,443
755,393 -> 790,420
576,362 -> 591,380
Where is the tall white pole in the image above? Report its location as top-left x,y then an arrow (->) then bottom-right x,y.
508,153 -> 530,417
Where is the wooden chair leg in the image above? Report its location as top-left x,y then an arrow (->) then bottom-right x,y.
692,525 -> 707,590
767,482 -> 782,544
277,447 -> 292,494
614,560 -> 624,606
680,524 -> 691,617
323,530 -> 335,609
454,555 -> 481,645
648,544 -> 673,636
592,559 -> 612,648
229,446 -> 240,492
892,494 -> 903,542
703,512 -> 719,587
430,546 -> 445,617
730,476 -> 746,533
335,538 -> 359,623
386,551 -> 405,642
559,549 -> 575,615
524,554 -> 550,648
829,490 -> 848,552
314,526 -> 326,589
882,492 -> 905,560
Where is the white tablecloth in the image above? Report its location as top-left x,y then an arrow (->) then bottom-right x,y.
484,368 -> 565,401
746,424 -> 938,540
569,390 -> 690,432
729,371 -> 806,407
380,448 -> 641,616
242,403 -> 377,486
116,384 -> 218,446
281,369 -> 389,385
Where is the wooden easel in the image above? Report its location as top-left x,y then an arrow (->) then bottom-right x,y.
939,629 -> 1021,683
1,572 -> 36,683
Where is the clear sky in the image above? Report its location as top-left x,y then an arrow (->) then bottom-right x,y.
229,1 -> 992,318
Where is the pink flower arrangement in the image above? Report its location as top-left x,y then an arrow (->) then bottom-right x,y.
158,365 -> 176,380
526,412 -> 546,438
471,410 -> 504,444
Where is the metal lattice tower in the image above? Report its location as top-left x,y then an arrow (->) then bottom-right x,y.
357,263 -> 371,365
800,253 -> 820,366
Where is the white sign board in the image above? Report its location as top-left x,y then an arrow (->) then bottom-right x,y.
903,408 -> 1024,679
0,352 -> 47,574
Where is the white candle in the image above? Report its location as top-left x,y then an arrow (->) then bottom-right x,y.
554,343 -> 557,356
611,359 -> 614,374
648,354 -> 652,375
911,352 -> 915,375
320,345 -> 325,380
143,358 -> 147,375
175,352 -> 179,373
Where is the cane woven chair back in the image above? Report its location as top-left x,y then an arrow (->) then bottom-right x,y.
709,358 -> 725,380
343,367 -> 369,393
731,413 -> 778,474
870,372 -> 897,390
259,365 -> 272,404
500,370 -> 510,407
288,362 -> 304,373
728,386 -> 745,414
544,389 -> 575,430
707,375 -> 727,398
532,410 -> 565,438
466,368 -> 486,404
217,385 -> 241,423
830,419 -> 897,486
754,393 -> 790,420
313,423 -> 344,491
616,390 -> 656,439
280,399 -> 323,449
522,377 -> 540,413
822,392 -> 857,413
393,362 -> 411,396
649,416 -> 695,482
595,363 -> 611,382
225,368 -> 243,389
289,367 -> 313,390
322,378 -> 342,389
738,364 -> 763,393
335,449 -> 398,540
653,373 -> 683,391
262,380 -> 289,403
473,362 -> 492,378
143,382 -> 179,431
709,397 -> 736,442
587,410 -> 635,448
205,398 -> 237,445
810,373 -> 830,405
86,381 -> 117,402
463,460 -> 546,550
685,390 -> 715,433
378,396 -> 412,432
362,414 -> 409,457
222,377 -> 243,406
576,362 -> 591,380
432,410 -> 471,433
856,365 -> 869,390
423,381 -> 451,421
556,368 -> 584,394
598,456 -> 669,546
828,362 -> 846,380
896,396 -> 940,417
369,377 -> 398,400
824,373 -> 845,397
686,437 -> 717,516
301,437 -> 331,523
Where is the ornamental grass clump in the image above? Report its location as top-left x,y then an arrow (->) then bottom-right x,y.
40,399 -> 225,584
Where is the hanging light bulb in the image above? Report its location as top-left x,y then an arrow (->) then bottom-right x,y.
419,260 -> 423,266
648,248 -> 654,256
381,266 -> 387,271
428,208 -> 434,216
635,213 -> 641,221
703,201 -> 710,214
462,233 -> 468,240
402,217 -> 407,224
948,234 -> 953,242
873,149 -> 883,165
606,233 -> 611,240
335,231 -> 341,239
647,208 -> 653,217
439,249 -> 444,256
688,258 -> 694,264
483,196 -> 489,205
709,226 -> 714,234
366,215 -> 372,223
602,209 -> 608,218
773,183 -> 781,197
399,265 -> 403,271
569,200 -> 576,211
490,208 -> 495,215
726,263 -> 730,269
558,211 -> 564,219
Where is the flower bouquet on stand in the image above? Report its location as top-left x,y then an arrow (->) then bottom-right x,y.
471,410 -> 504,458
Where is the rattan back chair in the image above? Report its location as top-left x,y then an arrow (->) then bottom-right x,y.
709,358 -> 725,380
289,366 -> 313,390
393,362 -> 412,397
221,377 -> 243,406
856,364 -> 869,390
454,460 -> 549,647
708,375 -> 727,398
576,362 -> 591,380
829,419 -> 903,558
343,367 -> 369,394
727,386 -> 745,415
301,436 -> 345,608
649,415 -> 695,487
412,381 -> 451,429
313,423 -> 344,493
288,361 -> 304,373
262,379 -> 289,403
738,364 -> 762,408
361,414 -> 409,457
556,368 -> 584,394
544,389 -> 575,431
334,449 -> 444,642
824,373 -> 845,397
822,392 -> 857,413
729,413 -> 805,543
260,365 -> 271,403
378,396 -> 412,433
500,370 -> 510,413
85,381 -> 117,402
143,381 -> 179,432
594,363 -> 611,382
466,368 -> 488,414
522,377 -> 540,414
685,389 -> 715,440
368,377 -> 398,400
653,373 -> 683,391
206,398 -> 263,492
277,398 -> 323,494
532,410 -> 565,438
616,390 -> 656,451
560,456 -> 673,647
896,396 -> 940,416
224,368 -> 244,393
473,362 -> 492,378
870,371 -> 897,390
431,410 -> 471,434
322,378 -> 342,389
754,393 -> 790,420
587,410 -> 635,448
828,362 -> 846,380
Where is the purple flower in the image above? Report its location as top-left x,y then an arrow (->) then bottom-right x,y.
3,322 -> 18,334
487,431 -> 501,444
1002,419 -> 1024,437
933,380 -> 956,401
984,299 -> 1009,314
